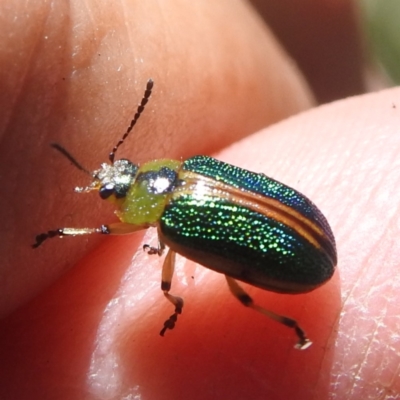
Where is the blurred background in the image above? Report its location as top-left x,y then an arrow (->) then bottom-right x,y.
250,0 -> 399,103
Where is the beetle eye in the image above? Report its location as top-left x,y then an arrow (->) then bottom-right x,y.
114,184 -> 129,199
99,183 -> 115,199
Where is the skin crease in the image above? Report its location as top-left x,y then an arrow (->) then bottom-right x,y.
1,1 -> 400,400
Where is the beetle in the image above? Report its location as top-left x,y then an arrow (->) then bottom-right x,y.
33,79 -> 337,350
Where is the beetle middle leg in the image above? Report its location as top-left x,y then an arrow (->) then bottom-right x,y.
225,276 -> 312,350
159,248 -> 184,336
143,241 -> 166,256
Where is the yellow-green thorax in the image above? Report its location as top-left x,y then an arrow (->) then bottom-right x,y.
116,159 -> 182,225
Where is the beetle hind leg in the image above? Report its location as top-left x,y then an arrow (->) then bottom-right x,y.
159,249 -> 184,336
225,275 -> 312,350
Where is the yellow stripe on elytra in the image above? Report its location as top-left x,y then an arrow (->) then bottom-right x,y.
173,170 -> 326,251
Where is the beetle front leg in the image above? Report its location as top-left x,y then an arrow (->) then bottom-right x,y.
32,222 -> 148,248
225,276 -> 312,350
159,249 -> 184,336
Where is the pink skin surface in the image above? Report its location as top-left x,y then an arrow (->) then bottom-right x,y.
1,1 -> 399,400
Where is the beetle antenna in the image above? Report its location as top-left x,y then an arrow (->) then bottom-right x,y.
51,143 -> 91,175
109,79 -> 154,164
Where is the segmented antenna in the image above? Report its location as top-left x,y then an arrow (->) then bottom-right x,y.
51,143 -> 91,175
109,79 -> 154,164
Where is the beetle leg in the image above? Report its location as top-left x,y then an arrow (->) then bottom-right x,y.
143,241 -> 166,256
225,275 -> 312,350
159,248 -> 184,336
32,222 -> 148,248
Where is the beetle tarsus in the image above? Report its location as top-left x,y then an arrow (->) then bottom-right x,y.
295,337 -> 312,350
32,229 -> 63,248
160,311 -> 180,336
294,326 -> 312,350
160,292 -> 183,336
280,316 -> 312,350
143,244 -> 163,256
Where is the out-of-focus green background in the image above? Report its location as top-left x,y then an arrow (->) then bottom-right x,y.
361,0 -> 400,84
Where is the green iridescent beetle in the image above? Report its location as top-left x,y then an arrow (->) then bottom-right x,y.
34,79 -> 337,349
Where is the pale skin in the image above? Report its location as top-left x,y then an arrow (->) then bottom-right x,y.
1,1 -> 400,400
